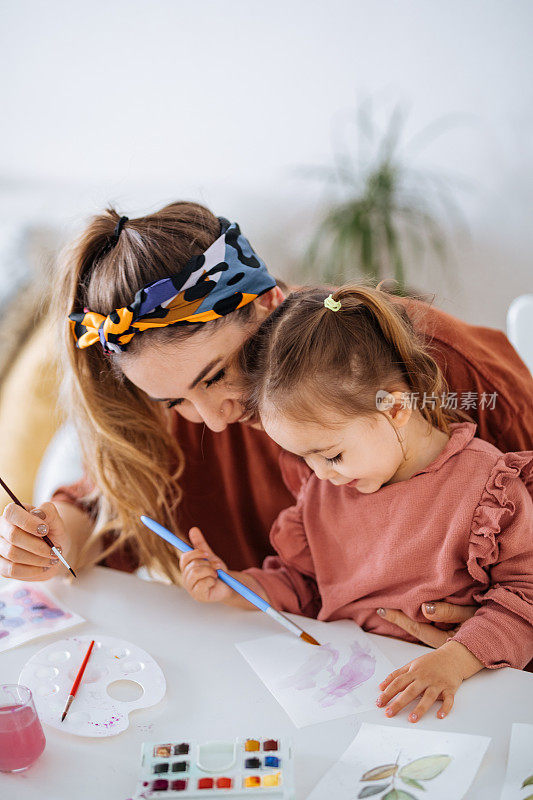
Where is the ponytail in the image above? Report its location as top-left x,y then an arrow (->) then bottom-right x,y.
240,283 -> 467,433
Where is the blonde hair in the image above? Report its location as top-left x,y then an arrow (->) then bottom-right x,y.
55,201 -> 257,583
240,283 -> 467,435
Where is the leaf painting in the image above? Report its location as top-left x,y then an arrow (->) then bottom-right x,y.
357,752 -> 452,799
361,765 -> 399,781
401,777 -> 425,790
521,773 -> 533,800
383,792 -> 417,800
399,756 -> 452,781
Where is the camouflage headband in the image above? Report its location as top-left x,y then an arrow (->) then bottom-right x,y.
69,217 -> 277,354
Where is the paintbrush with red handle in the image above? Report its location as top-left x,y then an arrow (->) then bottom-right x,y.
61,639 -> 95,722
0,475 -> 76,578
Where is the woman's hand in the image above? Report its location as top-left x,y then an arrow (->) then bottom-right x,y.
0,502 -> 70,581
377,602 -> 478,648
376,640 -> 484,722
179,527 -> 234,603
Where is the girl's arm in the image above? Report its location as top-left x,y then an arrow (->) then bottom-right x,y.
180,493 -> 320,618
179,527 -> 272,608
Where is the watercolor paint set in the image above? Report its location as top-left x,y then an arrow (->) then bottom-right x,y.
135,737 -> 294,798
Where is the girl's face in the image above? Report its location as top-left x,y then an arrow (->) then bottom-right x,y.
121,289 -> 283,432
262,406 -> 408,493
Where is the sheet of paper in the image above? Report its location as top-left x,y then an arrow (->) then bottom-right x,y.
500,723 -> 533,800
307,722 -> 491,800
236,618 -> 394,727
0,580 -> 84,652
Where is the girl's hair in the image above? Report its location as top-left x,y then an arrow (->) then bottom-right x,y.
240,284 -> 467,435
55,201 -> 259,583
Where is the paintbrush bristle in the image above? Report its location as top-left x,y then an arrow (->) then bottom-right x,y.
69,567 -> 77,578
300,631 -> 321,646
61,711 -> 66,722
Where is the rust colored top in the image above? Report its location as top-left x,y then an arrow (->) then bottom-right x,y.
52,297 -> 533,575
246,423 -> 533,670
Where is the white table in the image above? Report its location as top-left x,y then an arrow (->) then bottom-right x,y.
1,567 -> 532,799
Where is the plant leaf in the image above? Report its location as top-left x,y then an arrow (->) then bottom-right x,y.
383,791 -> 417,800
358,785 -> 390,798
361,764 -> 399,781
401,776 -> 425,790
399,755 -> 452,781
522,795 -> 533,800
522,775 -> 533,788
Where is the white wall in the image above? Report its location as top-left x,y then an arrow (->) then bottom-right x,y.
1,0 -> 532,330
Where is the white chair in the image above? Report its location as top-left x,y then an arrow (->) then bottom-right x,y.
507,294 -> 533,376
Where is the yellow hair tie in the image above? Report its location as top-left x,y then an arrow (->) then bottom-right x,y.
324,293 -> 341,312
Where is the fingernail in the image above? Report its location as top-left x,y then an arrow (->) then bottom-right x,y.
377,607 -> 386,617
385,707 -> 393,717
43,565 -> 52,571
31,508 -> 46,519
376,698 -> 383,707
409,713 -> 418,722
424,603 -> 436,615
50,557 -> 59,564
438,711 -> 445,719
37,524 -> 49,535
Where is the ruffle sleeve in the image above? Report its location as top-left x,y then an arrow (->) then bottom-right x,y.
244,452 -> 321,617
452,450 -> 533,669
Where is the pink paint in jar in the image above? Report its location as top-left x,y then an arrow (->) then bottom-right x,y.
0,685 -> 46,772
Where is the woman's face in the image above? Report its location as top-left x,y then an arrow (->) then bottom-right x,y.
121,289 -> 283,432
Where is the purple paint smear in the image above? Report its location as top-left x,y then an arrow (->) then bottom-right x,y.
90,714 -> 120,728
279,640 -> 376,707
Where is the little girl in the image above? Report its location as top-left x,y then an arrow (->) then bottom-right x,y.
179,285 -> 533,722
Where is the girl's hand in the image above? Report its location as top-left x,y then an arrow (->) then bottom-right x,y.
0,502 -> 70,581
179,527 -> 233,603
376,641 -> 484,722
377,602 -> 478,648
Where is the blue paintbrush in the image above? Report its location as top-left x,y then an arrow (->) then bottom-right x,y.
140,515 -> 320,646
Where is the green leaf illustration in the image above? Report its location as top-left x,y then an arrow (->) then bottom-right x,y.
358,785 -> 390,798
522,775 -> 533,788
523,795 -> 533,800
399,754 -> 452,781
401,776 -> 426,790
361,764 -> 398,781
383,791 -> 417,800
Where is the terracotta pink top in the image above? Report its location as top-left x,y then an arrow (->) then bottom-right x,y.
246,422 -> 533,670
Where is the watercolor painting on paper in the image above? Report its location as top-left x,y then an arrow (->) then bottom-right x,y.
307,723 -> 490,800
236,618 -> 394,727
0,581 -> 84,653
499,723 -> 533,800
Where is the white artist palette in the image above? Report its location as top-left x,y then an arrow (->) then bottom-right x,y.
19,634 -> 166,737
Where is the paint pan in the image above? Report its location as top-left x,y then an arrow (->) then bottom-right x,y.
19,634 -> 166,737
134,737 -> 294,798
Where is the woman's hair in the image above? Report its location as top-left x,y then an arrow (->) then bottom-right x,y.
55,201 -> 259,583
239,284 -> 467,435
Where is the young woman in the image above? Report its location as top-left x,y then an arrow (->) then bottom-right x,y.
1,201 -> 532,648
